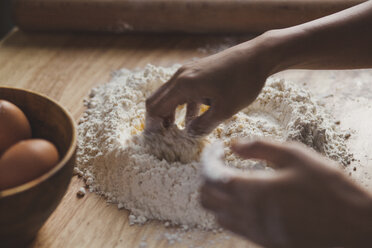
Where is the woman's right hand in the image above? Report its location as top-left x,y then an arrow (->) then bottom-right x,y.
145,35 -> 276,136
146,0 -> 372,136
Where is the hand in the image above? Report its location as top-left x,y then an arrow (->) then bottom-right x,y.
201,140 -> 372,248
146,39 -> 274,136
145,0 -> 372,135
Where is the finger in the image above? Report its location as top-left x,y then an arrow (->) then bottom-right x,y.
200,184 -> 233,211
145,110 -> 175,132
146,71 -> 187,123
187,105 -> 228,136
205,173 -> 277,195
185,102 -> 200,127
146,69 -> 182,107
201,182 -> 259,225
216,207 -> 268,246
217,212 -> 266,244
216,213 -> 248,237
202,98 -> 212,106
163,112 -> 175,129
231,140 -> 299,169
203,177 -> 273,232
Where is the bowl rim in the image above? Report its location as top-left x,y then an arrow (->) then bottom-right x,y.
0,86 -> 77,198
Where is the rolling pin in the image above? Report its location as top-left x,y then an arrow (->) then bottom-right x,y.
13,0 -> 365,34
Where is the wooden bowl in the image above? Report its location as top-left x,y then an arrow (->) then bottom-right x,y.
0,87 -> 77,248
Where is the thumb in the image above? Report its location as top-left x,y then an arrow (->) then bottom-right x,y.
187,107 -> 226,136
231,139 -> 302,169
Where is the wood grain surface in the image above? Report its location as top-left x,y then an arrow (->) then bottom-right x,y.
1,28 -> 372,248
14,0 -> 365,33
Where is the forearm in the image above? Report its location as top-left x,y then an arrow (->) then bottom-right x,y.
240,0 -> 372,75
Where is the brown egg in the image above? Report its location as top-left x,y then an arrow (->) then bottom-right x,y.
0,139 -> 59,191
0,100 -> 32,155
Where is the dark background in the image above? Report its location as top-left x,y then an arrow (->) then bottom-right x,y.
0,0 -> 13,39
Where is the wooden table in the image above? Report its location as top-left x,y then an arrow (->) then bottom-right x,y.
1,29 -> 372,248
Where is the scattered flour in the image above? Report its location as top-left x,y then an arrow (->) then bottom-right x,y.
76,64 -> 352,230
76,187 -> 86,198
138,241 -> 147,248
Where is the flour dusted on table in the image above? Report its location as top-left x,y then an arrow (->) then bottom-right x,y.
76,64 -> 352,229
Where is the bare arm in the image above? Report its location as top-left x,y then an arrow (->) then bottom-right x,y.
146,1 -> 372,136
146,2 -> 372,247
263,0 -> 372,72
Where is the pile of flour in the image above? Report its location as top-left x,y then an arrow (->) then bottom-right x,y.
76,64 -> 352,229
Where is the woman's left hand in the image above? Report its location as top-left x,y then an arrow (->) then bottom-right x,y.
201,140 -> 372,248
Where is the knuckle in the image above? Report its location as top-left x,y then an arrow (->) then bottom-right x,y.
177,65 -> 187,73
179,62 -> 194,72
175,66 -> 190,80
178,73 -> 196,84
178,65 -> 199,82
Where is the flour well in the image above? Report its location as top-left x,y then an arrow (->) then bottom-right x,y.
76,64 -> 352,229
143,125 -> 206,164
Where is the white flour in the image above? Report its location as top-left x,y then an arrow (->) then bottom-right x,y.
143,125 -> 206,164
76,64 -> 352,229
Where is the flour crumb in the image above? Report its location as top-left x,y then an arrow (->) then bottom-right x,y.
164,232 -> 183,245
129,214 -> 147,225
73,167 -> 83,177
85,177 -> 93,186
76,64 -> 353,230
77,187 -> 86,198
